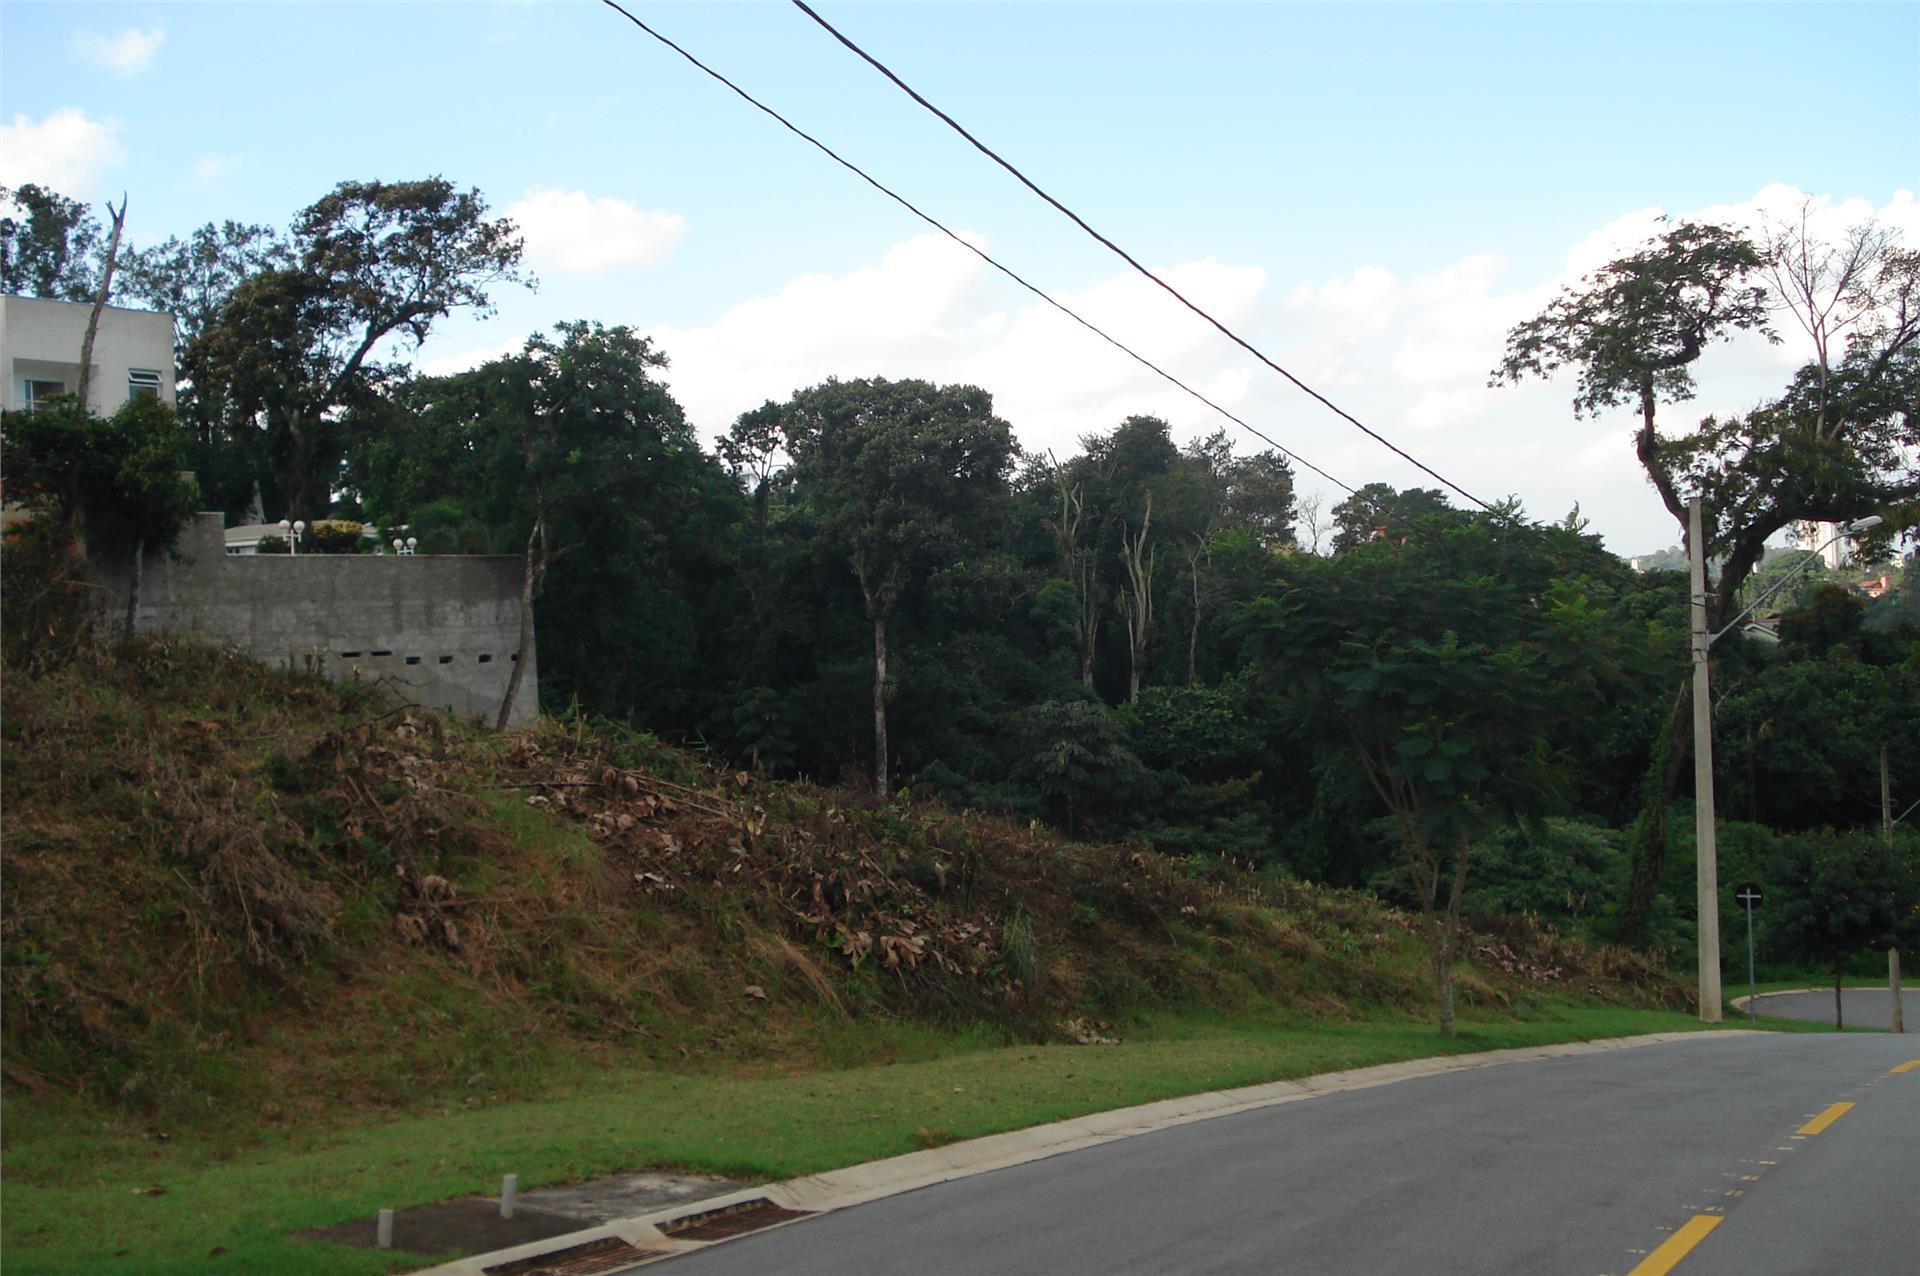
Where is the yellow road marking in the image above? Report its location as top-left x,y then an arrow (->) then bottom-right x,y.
1893,1060 -> 1920,1074
1796,1102 -> 1855,1135
1629,1215 -> 1722,1276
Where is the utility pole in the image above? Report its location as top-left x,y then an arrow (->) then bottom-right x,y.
1886,747 -> 1904,1034
1689,498 -> 1723,1023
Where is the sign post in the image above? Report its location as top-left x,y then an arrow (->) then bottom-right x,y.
1734,884 -> 1763,1021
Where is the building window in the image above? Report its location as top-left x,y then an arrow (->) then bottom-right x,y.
128,369 -> 162,401
23,379 -> 65,411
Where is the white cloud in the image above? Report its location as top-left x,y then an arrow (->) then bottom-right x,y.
622,182 -> 1913,554
418,338 -> 524,379
0,109 -> 125,194
505,187 -> 685,274
71,28 -> 166,77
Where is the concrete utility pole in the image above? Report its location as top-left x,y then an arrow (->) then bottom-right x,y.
1689,498 -> 1723,1023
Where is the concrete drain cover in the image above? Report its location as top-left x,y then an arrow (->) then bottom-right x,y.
482,1236 -> 666,1275
658,1198 -> 813,1241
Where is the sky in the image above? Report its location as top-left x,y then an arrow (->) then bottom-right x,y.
3,1 -> 1917,556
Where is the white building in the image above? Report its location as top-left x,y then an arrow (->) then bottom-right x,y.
1792,520 -> 1851,571
0,294 -> 177,415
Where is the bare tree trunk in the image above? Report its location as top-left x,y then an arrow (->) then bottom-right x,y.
1078,562 -> 1098,688
496,510 -> 544,731
77,195 -> 128,415
1297,492 -> 1325,555
1834,963 -> 1844,1031
1119,495 -> 1154,703
871,608 -> 890,799
1050,465 -> 1099,689
1186,538 -> 1207,686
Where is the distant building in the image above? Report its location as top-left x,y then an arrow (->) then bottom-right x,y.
0,294 -> 177,415
1792,520 -> 1851,571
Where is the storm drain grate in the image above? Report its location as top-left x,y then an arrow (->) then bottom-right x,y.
658,1198 -> 814,1242
483,1235 -> 667,1275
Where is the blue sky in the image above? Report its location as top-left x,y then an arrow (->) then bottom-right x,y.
4,1 -> 1917,553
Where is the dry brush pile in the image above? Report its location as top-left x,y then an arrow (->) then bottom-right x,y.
1,638 -> 1685,1118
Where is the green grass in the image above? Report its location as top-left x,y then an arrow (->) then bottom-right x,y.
1,1005 -> 1716,1276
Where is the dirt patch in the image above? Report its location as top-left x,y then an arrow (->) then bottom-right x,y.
299,1200 -> 588,1257
296,1170 -> 746,1260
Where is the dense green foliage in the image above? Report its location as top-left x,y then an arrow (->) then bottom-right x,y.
8,175 -> 1919,980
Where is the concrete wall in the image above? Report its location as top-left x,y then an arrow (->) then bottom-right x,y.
1,295 -> 177,414
96,513 -> 539,728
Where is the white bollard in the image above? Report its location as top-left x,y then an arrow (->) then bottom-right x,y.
501,1173 -> 518,1220
376,1208 -> 394,1250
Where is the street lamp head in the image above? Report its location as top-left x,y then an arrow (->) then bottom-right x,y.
405,537 -> 418,552
1845,515 -> 1883,534
293,520 -> 306,534
278,519 -> 290,533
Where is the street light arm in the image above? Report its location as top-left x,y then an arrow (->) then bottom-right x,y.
1708,516 -> 1879,646
1708,541 -> 1838,645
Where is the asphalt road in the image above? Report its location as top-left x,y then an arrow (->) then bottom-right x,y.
1746,987 -> 1910,1031
658,1034 -> 1920,1275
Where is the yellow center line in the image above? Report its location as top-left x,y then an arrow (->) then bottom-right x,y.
1892,1060 -> 1920,1074
1796,1102 -> 1854,1135
1629,1215 -> 1722,1276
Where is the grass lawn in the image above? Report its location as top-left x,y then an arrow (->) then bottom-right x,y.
1,1004 -> 1723,1276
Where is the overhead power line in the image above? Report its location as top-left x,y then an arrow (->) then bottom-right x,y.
787,0 -> 1498,515
597,0 -> 1365,502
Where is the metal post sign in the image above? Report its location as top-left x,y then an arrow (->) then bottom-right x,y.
1736,884 -> 1763,1019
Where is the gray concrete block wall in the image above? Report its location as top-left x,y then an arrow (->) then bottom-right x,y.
96,514 -> 539,728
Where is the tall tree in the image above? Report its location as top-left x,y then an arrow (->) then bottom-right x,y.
1039,450 -> 1101,688
75,195 -> 129,415
1,394 -> 200,634
190,178 -> 528,521
359,324 -> 739,733
1490,220 -> 1774,529
1246,520 -> 1608,1034
0,184 -> 104,301
1494,216 -> 1919,934
773,377 -> 1015,796
1765,827 -> 1916,1029
1329,483 -> 1462,554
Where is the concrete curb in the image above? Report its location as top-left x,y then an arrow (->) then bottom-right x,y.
1728,986 -> 1896,1012
407,1028 -> 1762,1275
1729,987 -> 1823,1011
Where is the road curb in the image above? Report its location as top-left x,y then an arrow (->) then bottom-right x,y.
1730,987 -> 1822,1011
1729,986 -> 1896,1011
406,1028 -> 1763,1275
